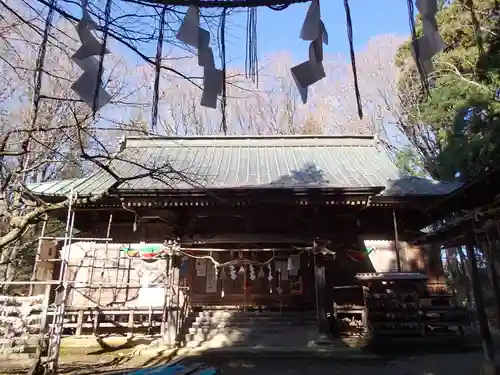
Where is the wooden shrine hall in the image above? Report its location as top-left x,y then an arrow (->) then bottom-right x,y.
26,135 -> 461,328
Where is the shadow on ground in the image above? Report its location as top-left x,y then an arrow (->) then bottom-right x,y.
53,349 -> 486,375
42,338 -> 486,375
0,334 -> 487,375
89,337 -> 155,355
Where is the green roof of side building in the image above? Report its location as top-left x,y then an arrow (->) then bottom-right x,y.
26,135 -> 461,197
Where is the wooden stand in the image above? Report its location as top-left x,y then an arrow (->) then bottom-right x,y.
363,280 -> 423,337
332,285 -> 367,336
420,286 -> 465,336
331,273 -> 467,339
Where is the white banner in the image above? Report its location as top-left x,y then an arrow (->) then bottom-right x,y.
195,259 -> 207,276
205,262 -> 217,293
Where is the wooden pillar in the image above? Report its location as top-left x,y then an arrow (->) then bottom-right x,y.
465,228 -> 494,362
128,310 -> 134,338
75,310 -> 84,336
313,254 -> 331,344
392,208 -> 402,272
457,247 -> 474,310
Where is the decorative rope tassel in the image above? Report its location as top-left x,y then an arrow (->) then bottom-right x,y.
343,0 -> 363,119
245,7 -> 259,86
31,0 -> 57,130
220,8 -> 228,134
151,7 -> 166,134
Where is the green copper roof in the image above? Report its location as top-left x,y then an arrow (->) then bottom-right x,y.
26,135 -> 460,197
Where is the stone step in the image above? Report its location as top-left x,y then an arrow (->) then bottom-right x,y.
188,325 -> 297,335
184,310 -> 320,350
191,319 -> 317,329
185,336 -> 238,348
196,311 -> 317,318
185,331 -> 247,344
193,316 -> 317,324
194,315 -> 317,324
184,333 -> 315,347
185,325 -> 318,344
195,311 -> 317,317
184,329 -> 319,349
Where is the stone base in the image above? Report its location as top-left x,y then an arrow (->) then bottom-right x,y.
480,361 -> 500,375
175,345 -> 379,360
314,334 -> 333,345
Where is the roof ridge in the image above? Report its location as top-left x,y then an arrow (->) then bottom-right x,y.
25,136 -> 460,198
123,134 -> 375,141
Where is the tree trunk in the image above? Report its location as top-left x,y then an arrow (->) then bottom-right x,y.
5,245 -> 19,290
485,240 -> 500,328
0,244 -> 19,294
0,247 -> 12,294
446,247 -> 459,303
466,230 -> 494,362
458,246 -> 474,310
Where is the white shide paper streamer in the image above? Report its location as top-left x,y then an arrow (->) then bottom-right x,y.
413,0 -> 444,74
291,0 -> 328,104
176,6 -> 223,109
70,1 -> 111,111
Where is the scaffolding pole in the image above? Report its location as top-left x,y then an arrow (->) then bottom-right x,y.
97,214 -> 113,305
29,216 -> 48,296
38,236 -> 113,241
45,189 -> 75,374
94,214 -> 113,335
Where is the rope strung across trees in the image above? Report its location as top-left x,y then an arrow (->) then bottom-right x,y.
133,0 -> 309,8
25,0 -> 444,136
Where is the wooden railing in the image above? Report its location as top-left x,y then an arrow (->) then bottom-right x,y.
43,286 -> 192,341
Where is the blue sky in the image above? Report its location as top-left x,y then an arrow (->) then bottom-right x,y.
223,1 -> 411,63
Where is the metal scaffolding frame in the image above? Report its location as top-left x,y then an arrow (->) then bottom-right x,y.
0,190 -> 182,374
44,190 -> 76,373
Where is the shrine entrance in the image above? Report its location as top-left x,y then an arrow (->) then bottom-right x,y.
189,250 -> 311,310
